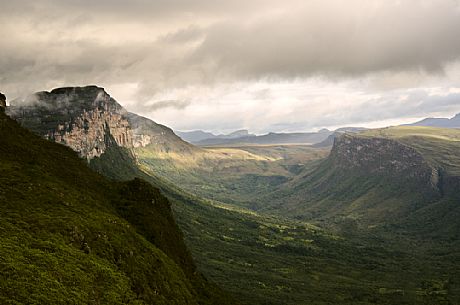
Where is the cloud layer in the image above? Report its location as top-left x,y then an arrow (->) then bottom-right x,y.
1,0 -> 460,132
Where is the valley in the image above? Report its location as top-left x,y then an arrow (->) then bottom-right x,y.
3,86 -> 460,305
3,2 -> 460,305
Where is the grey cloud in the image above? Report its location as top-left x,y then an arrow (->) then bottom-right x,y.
134,99 -> 191,113
1,0 -> 460,134
190,0 -> 460,79
306,91 -> 460,130
160,26 -> 204,44
2,0 -> 460,100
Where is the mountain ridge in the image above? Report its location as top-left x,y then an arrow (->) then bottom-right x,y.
0,104 -> 236,304
406,112 -> 460,128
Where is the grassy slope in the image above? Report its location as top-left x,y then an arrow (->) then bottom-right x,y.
135,144 -> 328,207
92,143 -> 460,305
11,105 -> 460,305
0,111 -> 234,305
173,192 -> 459,305
94,124 -> 460,305
255,127 -> 460,233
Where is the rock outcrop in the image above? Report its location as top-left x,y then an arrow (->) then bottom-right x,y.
330,134 -> 440,188
0,93 -> 6,111
7,86 -> 133,160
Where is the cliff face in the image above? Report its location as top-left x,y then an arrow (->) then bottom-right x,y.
0,93 -> 6,111
330,134 -> 440,188
7,86 -> 134,160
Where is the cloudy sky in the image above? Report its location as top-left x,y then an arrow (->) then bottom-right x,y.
1,0 -> 460,133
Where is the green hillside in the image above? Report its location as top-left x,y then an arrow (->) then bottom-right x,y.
70,118 -> 460,305
255,126 -> 460,238
135,143 -> 328,207
5,89 -> 460,305
0,111 -> 234,304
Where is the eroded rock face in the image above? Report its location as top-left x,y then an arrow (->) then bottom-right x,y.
330,134 -> 439,187
7,86 -> 133,160
0,93 -> 6,111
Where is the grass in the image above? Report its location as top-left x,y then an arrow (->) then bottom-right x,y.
172,193 -> 460,305
135,144 -> 328,207
0,111 -> 235,305
149,127 -> 460,304
6,105 -> 460,305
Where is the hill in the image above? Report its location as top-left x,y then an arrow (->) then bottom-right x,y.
255,126 -> 460,238
0,99 -> 234,304
6,86 -> 460,304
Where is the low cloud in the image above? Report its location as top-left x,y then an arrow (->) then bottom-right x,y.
146,99 -> 191,111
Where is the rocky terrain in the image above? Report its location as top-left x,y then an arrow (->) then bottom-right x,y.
7,86 -> 134,160
6,86 -> 197,162
330,134 -> 440,189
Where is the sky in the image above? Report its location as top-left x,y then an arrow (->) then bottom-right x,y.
1,0 -> 460,134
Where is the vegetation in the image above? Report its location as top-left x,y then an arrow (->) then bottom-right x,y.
0,111 -> 235,304
4,104 -> 460,305
135,144 -> 328,207
172,191 -> 460,305
130,125 -> 460,304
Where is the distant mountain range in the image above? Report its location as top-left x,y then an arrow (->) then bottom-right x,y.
407,113 -> 460,128
176,129 -> 254,143
178,127 -> 367,147
177,112 -> 460,147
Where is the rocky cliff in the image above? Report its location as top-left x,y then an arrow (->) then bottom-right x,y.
7,86 -> 134,160
6,86 -> 197,162
330,134 -> 440,188
0,92 -> 6,111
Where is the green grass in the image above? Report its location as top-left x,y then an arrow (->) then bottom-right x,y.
7,107 -> 460,305
0,111 -> 235,305
156,127 -> 460,304
172,193 -> 460,305
135,144 -> 328,207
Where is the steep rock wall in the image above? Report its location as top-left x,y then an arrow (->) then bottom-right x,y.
330,134 -> 440,188
7,86 -> 133,160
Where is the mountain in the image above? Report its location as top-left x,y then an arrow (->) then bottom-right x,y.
177,129 -> 255,144
176,130 -> 217,143
7,86 -> 134,160
407,113 -> 460,128
0,99 -> 235,304
6,86 -> 203,178
256,126 -> 460,237
6,87 -> 460,304
195,129 -> 333,146
127,112 -> 200,155
313,127 -> 368,148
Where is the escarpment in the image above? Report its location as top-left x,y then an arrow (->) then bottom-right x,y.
7,86 -> 134,160
330,134 -> 440,189
6,86 -> 197,162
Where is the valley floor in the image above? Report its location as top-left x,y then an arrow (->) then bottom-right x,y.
172,196 -> 459,305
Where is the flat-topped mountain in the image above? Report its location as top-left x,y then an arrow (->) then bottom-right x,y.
0,100 -> 235,304
7,86 -> 197,162
256,126 -> 460,237
7,86 -> 133,159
